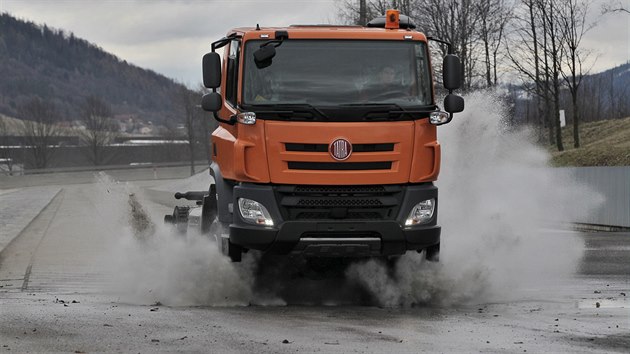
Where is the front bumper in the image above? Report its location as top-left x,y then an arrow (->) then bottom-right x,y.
230,183 -> 440,257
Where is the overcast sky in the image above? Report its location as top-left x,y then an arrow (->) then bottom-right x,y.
1,0 -> 628,86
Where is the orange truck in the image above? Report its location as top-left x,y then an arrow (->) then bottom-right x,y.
165,10 -> 464,262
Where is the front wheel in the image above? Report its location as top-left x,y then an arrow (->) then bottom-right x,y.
201,183 -> 243,262
424,243 -> 440,262
200,185 -> 217,234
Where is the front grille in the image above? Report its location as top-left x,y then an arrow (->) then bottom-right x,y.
296,212 -> 382,220
287,161 -> 392,170
275,185 -> 404,221
296,198 -> 384,207
294,185 -> 386,194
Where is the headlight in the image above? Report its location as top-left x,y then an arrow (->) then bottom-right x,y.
238,198 -> 274,226
429,111 -> 451,125
236,112 -> 256,125
405,198 -> 435,226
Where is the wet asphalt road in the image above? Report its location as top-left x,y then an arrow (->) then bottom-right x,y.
0,176 -> 628,353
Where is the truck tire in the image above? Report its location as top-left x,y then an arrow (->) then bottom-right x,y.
200,185 -> 217,234
220,235 -> 242,262
228,241 -> 243,262
425,243 -> 440,262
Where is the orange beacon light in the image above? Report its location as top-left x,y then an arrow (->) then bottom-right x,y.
385,9 -> 400,29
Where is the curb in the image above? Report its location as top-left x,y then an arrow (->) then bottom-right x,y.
0,188 -> 62,258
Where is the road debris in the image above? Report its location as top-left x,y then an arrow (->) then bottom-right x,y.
128,193 -> 155,241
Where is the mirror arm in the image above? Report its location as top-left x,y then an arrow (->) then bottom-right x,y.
258,30 -> 289,50
427,36 -> 453,55
213,111 -> 236,125
211,33 -> 240,52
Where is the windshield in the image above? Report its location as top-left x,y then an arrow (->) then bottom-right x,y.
243,40 -> 432,107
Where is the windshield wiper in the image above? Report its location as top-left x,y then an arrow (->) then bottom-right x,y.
339,103 -> 437,119
248,103 -> 329,120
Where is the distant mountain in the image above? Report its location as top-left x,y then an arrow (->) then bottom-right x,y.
579,62 -> 630,122
509,61 -> 630,126
0,13 -> 188,124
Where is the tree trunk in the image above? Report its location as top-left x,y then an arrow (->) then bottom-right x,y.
189,144 -> 195,176
572,91 -> 580,148
549,0 -> 563,151
359,0 -> 367,26
528,0 -> 544,141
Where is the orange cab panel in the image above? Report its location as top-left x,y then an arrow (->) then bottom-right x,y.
212,126 -> 236,180
265,121 -> 415,185
212,124 -> 270,183
409,120 -> 440,182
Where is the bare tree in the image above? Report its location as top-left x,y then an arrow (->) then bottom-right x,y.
412,0 -> 482,89
476,0 -> 511,87
176,85 -> 201,176
197,85 -> 218,167
17,98 -> 61,169
601,1 -> 630,14
543,0 -> 565,151
337,0 -> 401,25
79,96 -> 117,165
506,0 -> 551,141
558,0 -> 594,148
507,0 -> 566,151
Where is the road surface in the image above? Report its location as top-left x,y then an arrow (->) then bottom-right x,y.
0,172 -> 628,353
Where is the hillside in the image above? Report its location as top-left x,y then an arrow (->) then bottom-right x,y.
0,13 -> 187,124
549,116 -> 630,166
578,62 -> 630,122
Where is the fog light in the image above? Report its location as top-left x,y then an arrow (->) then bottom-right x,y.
429,111 -> 451,125
405,199 -> 435,226
238,198 -> 273,226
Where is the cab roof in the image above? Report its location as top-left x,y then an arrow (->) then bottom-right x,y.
231,25 -> 427,42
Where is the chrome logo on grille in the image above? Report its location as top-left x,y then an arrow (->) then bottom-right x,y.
329,138 -> 352,161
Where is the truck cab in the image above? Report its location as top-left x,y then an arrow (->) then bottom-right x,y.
171,11 -> 464,262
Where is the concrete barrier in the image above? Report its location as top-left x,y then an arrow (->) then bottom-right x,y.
559,166 -> 630,229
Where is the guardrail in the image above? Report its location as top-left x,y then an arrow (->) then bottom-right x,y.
2,160 -> 209,176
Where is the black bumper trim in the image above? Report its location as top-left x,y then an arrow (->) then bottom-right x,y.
230,220 -> 440,256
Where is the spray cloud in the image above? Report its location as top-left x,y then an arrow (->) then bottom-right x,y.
93,91 -> 601,307
347,91 -> 602,306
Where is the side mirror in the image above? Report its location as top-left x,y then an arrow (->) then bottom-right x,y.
254,45 -> 276,69
201,92 -> 222,112
444,94 -> 464,113
443,54 -> 461,90
203,52 -> 221,88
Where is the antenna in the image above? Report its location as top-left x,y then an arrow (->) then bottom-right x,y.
256,24 -> 261,31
